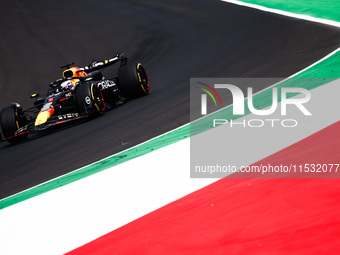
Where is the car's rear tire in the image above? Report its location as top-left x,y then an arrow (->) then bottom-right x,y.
118,63 -> 150,99
75,83 -> 105,118
0,105 -> 28,144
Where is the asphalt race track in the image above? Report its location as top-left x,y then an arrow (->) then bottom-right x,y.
0,0 -> 340,199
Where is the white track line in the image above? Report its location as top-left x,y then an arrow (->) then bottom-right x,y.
221,0 -> 340,28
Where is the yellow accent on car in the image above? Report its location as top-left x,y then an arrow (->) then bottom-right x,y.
140,84 -> 148,94
35,108 -> 54,126
91,84 -> 100,112
136,64 -> 147,94
15,112 -> 19,129
137,63 -> 142,83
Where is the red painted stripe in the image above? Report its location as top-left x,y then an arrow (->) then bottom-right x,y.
67,121 -> 340,255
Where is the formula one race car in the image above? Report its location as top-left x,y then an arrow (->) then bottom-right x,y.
0,54 -> 150,144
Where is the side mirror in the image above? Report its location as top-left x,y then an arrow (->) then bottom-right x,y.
30,93 -> 40,99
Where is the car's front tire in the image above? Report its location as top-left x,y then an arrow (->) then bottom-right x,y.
0,105 -> 28,144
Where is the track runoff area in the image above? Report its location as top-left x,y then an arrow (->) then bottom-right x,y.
1,1 -> 340,254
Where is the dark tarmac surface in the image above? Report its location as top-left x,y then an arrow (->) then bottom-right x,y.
1,0 -> 340,198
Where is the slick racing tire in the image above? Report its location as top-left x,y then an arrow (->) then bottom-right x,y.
118,63 -> 150,99
0,105 -> 28,144
75,82 -> 105,118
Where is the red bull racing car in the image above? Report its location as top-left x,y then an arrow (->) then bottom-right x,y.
0,54 -> 150,144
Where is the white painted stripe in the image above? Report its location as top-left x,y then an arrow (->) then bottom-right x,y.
220,0 -> 340,28
0,79 -> 339,255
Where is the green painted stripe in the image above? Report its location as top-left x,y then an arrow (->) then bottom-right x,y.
234,0 -> 340,23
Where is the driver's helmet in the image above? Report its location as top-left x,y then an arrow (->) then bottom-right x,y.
63,67 -> 87,79
60,80 -> 76,91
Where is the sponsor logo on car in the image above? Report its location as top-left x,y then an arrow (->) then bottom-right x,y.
97,80 -> 116,90
58,113 -> 80,120
14,125 -> 28,135
85,96 -> 91,105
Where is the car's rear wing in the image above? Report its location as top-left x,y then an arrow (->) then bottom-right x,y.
79,53 -> 127,73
